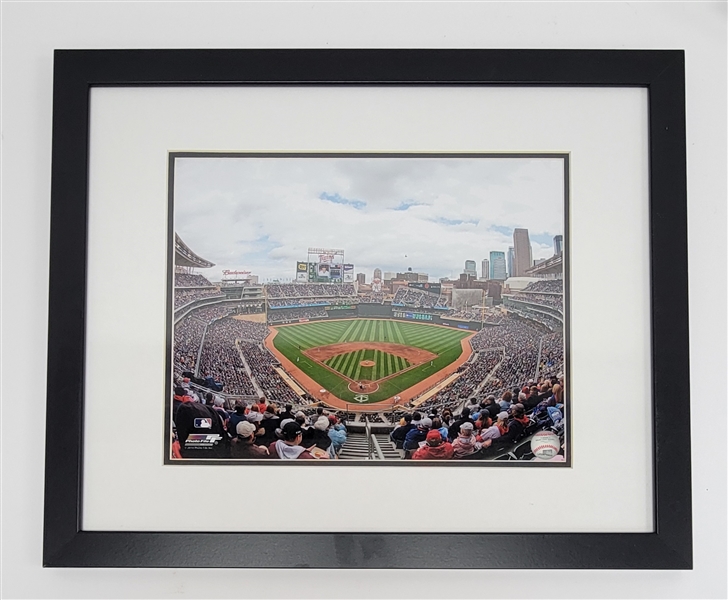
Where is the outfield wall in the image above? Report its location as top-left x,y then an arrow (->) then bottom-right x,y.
267,301 -> 487,331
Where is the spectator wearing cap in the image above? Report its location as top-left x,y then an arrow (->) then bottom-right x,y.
452,422 -> 485,458
268,421 -> 315,459
309,417 -> 333,451
390,413 -> 414,449
231,421 -> 270,459
447,407 -> 475,442
403,417 -> 432,452
495,411 -> 510,436
327,415 -> 347,454
212,395 -> 229,422
412,430 -> 454,460
496,404 -> 529,444
257,405 -> 281,447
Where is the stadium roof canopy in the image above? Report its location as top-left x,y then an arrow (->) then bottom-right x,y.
526,254 -> 562,277
175,234 -> 214,268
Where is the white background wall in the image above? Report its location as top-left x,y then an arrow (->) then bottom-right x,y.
2,1 -> 725,598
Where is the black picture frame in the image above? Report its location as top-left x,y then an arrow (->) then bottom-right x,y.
44,49 -> 691,569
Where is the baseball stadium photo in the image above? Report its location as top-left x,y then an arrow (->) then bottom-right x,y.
169,153 -> 567,464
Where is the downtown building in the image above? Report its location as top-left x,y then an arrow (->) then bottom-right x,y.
513,228 -> 533,277
489,251 -> 507,280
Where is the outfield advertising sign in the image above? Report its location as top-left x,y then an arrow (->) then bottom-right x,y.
393,310 -> 434,321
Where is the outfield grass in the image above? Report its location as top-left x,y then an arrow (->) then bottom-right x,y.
271,319 -> 470,403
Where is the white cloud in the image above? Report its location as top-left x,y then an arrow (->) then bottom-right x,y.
174,156 -> 564,281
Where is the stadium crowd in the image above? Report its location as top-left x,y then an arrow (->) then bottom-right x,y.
358,292 -> 385,304
175,273 -> 214,287
196,319 -> 259,395
266,283 -> 357,299
392,287 -> 448,309
507,292 -> 563,312
174,288 -> 224,309
522,280 -> 562,294
238,343 -> 302,404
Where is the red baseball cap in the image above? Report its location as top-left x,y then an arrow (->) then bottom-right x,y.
426,430 -> 442,442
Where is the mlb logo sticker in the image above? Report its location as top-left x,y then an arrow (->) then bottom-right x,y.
194,418 -> 212,429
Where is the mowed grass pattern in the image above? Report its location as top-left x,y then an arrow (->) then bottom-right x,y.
271,319 -> 471,403
324,348 -> 411,381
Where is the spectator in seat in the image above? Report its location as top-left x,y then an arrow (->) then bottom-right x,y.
310,417 -> 333,451
523,386 -> 540,411
268,421 -> 315,460
247,404 -> 264,424
495,411 -> 510,436
231,421 -> 270,459
327,415 -> 347,454
448,407 -> 475,442
412,430 -> 454,460
212,395 -> 229,423
476,414 -> 501,442
257,405 -> 281,447
538,382 -> 552,403
279,404 -> 295,422
431,417 -> 449,442
404,417 -> 432,452
227,401 -> 248,437
452,422 -> 486,458
390,413 -> 414,448
484,395 -> 501,419
172,386 -> 193,420
256,398 -> 268,414
497,404 -> 530,445
441,408 -> 454,427
499,391 -> 513,411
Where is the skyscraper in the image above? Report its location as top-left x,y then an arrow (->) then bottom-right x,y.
513,228 -> 532,276
373,268 -> 382,280
554,235 -> 563,255
356,273 -> 366,285
481,259 -> 490,279
507,246 -> 515,278
489,251 -> 507,280
464,260 -> 477,277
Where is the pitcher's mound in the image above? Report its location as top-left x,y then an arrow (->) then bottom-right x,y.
360,360 -> 376,367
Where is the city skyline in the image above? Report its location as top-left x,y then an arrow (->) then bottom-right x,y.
175,156 -> 564,282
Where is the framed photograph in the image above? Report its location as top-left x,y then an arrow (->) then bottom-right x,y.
44,49 -> 691,568
167,151 -> 569,466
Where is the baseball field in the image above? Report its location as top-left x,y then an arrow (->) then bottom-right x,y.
266,318 -> 473,405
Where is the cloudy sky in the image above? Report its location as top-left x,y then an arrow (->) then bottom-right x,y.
174,156 -> 564,282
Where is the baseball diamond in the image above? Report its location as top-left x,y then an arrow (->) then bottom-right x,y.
266,318 -> 473,404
